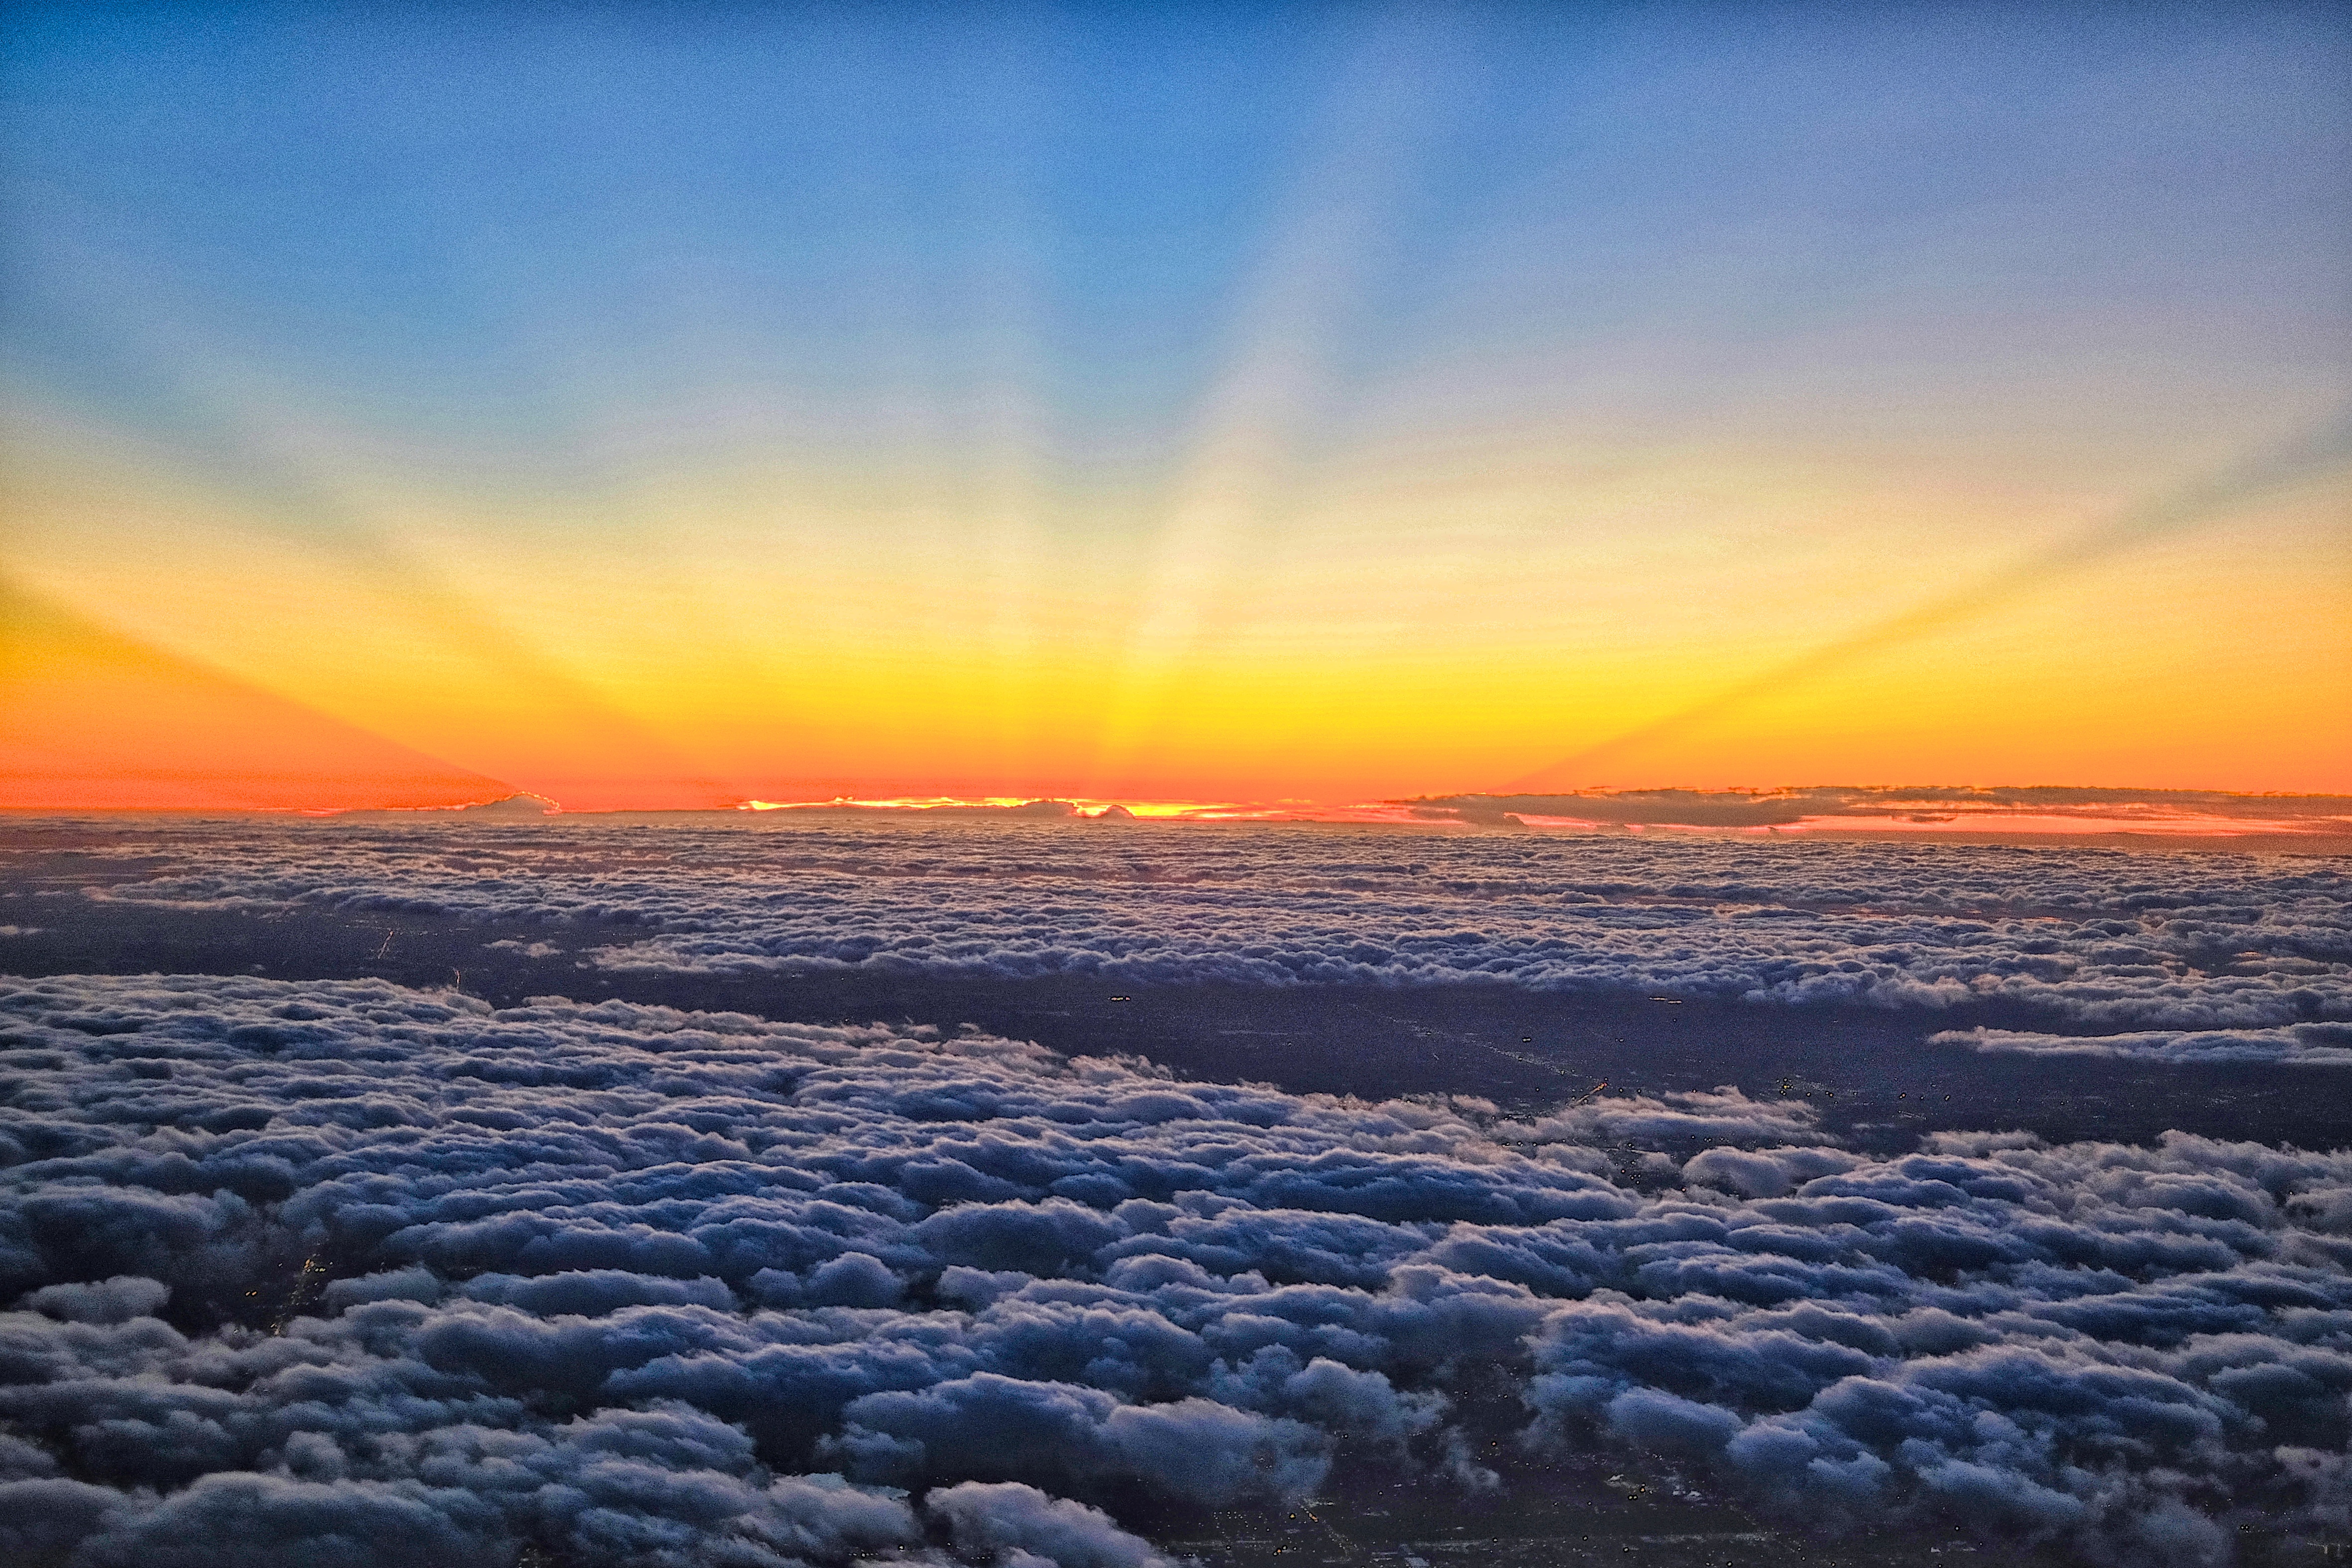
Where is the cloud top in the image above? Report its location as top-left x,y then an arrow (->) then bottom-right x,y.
68,818 -> 2352,1043
0,974 -> 2347,1564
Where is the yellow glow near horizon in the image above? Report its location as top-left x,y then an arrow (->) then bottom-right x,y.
5,396 -> 2346,810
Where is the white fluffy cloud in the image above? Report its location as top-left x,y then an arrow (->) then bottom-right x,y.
0,974 -> 2347,1566
1937,1022 -> 2352,1065
58,818 -> 2352,1042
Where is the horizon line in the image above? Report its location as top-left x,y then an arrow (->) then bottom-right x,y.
5,782 -> 2349,848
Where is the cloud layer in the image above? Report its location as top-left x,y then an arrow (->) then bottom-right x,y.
61,819 -> 2352,1048
1,974 -> 2348,1565
1408,785 -> 2352,834
1938,1023 -> 2352,1066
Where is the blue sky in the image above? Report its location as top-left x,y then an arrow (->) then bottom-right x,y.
11,1 -> 2342,473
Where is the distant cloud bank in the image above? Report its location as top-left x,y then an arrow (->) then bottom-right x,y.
73,819 -> 2352,1052
322,784 -> 2352,841
1403,785 -> 2352,840
0,975 -> 2346,1565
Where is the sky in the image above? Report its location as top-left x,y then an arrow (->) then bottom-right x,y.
2,0 -> 2348,811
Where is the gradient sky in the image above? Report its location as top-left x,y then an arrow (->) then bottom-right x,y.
3,1 -> 2347,810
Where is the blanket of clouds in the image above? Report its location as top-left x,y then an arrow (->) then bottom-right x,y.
61,820 -> 2352,1059
1,972 -> 2349,1566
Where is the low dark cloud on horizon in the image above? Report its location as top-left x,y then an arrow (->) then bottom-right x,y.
1406,786 -> 2352,834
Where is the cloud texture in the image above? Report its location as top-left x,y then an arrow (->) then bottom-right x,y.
1,973 -> 2348,1565
1938,1023 -> 2352,1066
64,819 -> 2352,1046
1408,786 -> 2352,834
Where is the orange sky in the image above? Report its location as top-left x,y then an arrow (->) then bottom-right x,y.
4,428 -> 2344,813
1,584 -> 501,811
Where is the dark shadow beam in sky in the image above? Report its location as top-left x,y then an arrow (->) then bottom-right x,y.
1507,409 -> 2352,792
